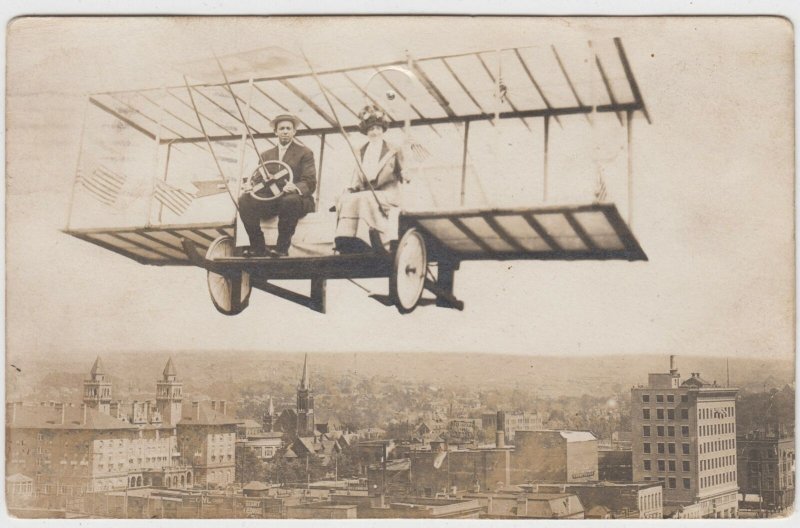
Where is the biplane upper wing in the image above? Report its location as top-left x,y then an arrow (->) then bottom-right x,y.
84,37 -> 648,145
403,203 -> 647,262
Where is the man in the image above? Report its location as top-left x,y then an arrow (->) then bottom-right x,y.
238,114 -> 316,257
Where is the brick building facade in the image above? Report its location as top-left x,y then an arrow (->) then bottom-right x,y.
631,356 -> 738,518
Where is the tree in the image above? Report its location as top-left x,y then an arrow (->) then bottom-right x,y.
239,448 -> 269,484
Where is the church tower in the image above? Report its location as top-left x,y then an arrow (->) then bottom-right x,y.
83,356 -> 112,414
156,357 -> 183,427
296,354 -> 315,436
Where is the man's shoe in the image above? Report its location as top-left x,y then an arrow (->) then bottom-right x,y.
243,247 -> 268,258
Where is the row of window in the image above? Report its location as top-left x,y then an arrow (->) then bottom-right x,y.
642,408 -> 691,420
702,455 -> 735,472
669,477 -> 691,489
644,442 -> 691,455
641,476 -> 692,490
700,438 -> 735,454
642,426 -> 692,439
97,463 -> 124,471
699,422 -> 734,436
701,471 -> 735,488
639,493 -> 662,511
698,406 -> 734,420
643,459 -> 692,472
641,394 -> 689,404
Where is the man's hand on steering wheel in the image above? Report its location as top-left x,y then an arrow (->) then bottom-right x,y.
283,181 -> 300,194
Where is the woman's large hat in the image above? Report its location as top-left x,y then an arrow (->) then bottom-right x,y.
270,114 -> 301,130
358,105 -> 391,134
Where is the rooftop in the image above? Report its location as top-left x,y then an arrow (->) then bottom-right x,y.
8,404 -> 137,431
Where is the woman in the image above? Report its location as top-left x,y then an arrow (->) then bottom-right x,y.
335,105 -> 404,253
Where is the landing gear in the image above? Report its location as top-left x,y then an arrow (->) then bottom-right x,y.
206,236 -> 251,315
389,228 -> 428,313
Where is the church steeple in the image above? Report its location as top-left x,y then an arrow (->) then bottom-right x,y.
263,395 -> 276,432
299,354 -> 311,390
156,357 -> 183,427
296,354 -> 315,436
83,356 -> 112,414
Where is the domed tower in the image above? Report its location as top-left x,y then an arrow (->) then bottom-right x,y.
83,356 -> 112,414
296,354 -> 315,436
156,357 -> 183,427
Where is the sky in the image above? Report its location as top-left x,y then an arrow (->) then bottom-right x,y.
5,16 -> 795,365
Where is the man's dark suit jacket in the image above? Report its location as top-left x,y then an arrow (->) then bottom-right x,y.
258,141 -> 317,213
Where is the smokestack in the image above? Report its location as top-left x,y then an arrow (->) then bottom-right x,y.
192,401 -> 200,420
496,411 -> 506,449
81,403 -> 88,425
220,400 -> 227,416
669,355 -> 677,374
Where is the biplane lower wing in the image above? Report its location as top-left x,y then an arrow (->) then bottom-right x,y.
402,203 -> 647,263
64,222 -> 236,266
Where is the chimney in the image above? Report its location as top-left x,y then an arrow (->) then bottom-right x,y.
55,402 -> 65,425
669,355 -> 677,374
81,403 -> 88,425
220,400 -> 227,416
210,400 -> 217,411
192,401 -> 200,420
496,410 -> 506,449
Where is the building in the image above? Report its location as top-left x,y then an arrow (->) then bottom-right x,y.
513,430 -> 598,483
737,428 -> 795,511
482,411 -> 542,442
599,447 -> 633,481
6,358 -> 197,506
408,444 -> 512,496
558,481 -> 663,519
447,418 -> 482,443
464,491 -> 585,519
630,356 -> 739,518
402,428 -> 598,497
177,400 -> 239,488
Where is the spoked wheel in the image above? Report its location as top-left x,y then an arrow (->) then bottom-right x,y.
206,236 -> 251,315
389,228 -> 428,314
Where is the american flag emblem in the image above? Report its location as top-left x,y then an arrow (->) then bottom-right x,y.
78,165 -> 127,206
155,180 -> 195,215
594,175 -> 608,203
405,135 -> 431,164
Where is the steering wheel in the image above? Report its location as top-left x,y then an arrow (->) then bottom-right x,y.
243,159 -> 294,203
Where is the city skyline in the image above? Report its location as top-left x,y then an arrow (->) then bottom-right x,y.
6,352 -> 795,519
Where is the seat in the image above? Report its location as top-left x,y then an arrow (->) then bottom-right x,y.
259,211 -> 337,257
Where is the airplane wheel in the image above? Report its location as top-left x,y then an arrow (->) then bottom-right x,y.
390,228 -> 428,314
206,236 -> 251,315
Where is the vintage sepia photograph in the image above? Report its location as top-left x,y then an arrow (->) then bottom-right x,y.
4,14 -> 796,522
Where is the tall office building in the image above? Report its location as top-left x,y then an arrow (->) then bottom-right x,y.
631,356 -> 738,519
